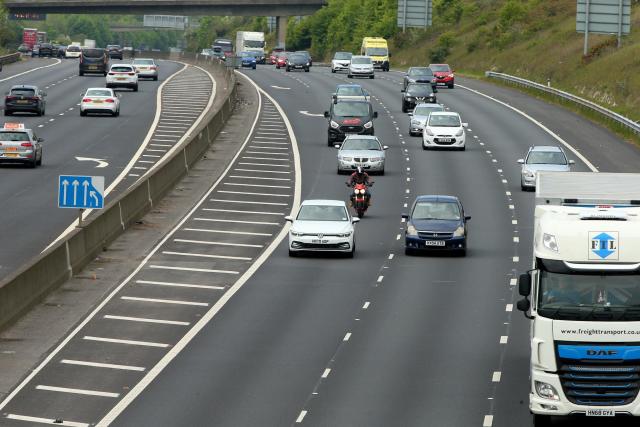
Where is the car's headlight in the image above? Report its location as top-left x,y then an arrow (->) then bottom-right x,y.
337,232 -> 352,237
535,381 -> 560,401
369,157 -> 382,162
524,170 -> 536,179
363,121 -> 373,129
306,62 -> 310,66
291,230 -> 303,237
340,156 -> 353,161
542,233 -> 558,252
330,120 -> 340,129
453,226 -> 465,237
411,120 -> 421,126
424,128 -> 434,136
406,224 -> 418,236
455,129 -> 464,137
448,73 -> 455,78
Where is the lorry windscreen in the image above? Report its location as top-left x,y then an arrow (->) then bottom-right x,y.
245,40 -> 265,48
366,47 -> 387,56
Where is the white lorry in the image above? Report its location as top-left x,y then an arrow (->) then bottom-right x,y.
83,39 -> 96,49
517,172 -> 640,426
235,31 -> 265,63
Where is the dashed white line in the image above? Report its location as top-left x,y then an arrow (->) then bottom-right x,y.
175,237 -> 264,247
162,250 -> 252,261
135,280 -> 224,290
60,359 -> 146,371
104,315 -> 189,326
343,332 -> 352,341
321,368 -> 331,378
295,411 -> 308,423
193,217 -> 279,226
377,275 -> 384,283
505,304 -> 514,312
492,371 -> 502,382
483,415 -> 494,427
121,296 -> 208,307
363,301 -> 370,310
510,278 -> 517,286
149,265 -> 239,275
500,336 -> 509,344
513,236 -> 520,243
513,256 -> 520,262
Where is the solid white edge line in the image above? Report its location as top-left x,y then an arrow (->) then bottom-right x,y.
0,58 -> 62,83
42,62 -> 191,252
0,68 -> 260,414
96,70 -> 301,427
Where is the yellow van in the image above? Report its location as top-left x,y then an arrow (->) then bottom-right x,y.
361,37 -> 389,71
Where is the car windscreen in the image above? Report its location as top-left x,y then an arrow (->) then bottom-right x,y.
406,85 -> 433,96
351,57 -> 371,65
409,68 -> 433,77
365,47 -> 387,56
342,139 -> 381,151
334,52 -> 352,60
67,46 -> 80,52
430,64 -> 451,72
10,88 -> 35,97
337,87 -> 364,97
412,202 -> 461,221
111,66 -> 133,72
297,205 -> 348,221
83,49 -> 105,58
245,40 -> 265,48
526,151 -> 567,165
333,102 -> 370,117
86,89 -> 113,97
414,105 -> 444,116
428,115 -> 461,127
133,59 -> 154,65
0,131 -> 30,142
289,54 -> 305,62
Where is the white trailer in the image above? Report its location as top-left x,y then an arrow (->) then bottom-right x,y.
235,31 -> 265,63
517,172 -> 640,425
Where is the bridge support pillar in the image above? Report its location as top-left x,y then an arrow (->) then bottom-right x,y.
276,16 -> 287,49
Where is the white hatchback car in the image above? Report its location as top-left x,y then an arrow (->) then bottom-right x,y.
422,111 -> 467,150
286,200 -> 359,257
80,88 -> 120,117
106,64 -> 139,91
132,58 -> 159,81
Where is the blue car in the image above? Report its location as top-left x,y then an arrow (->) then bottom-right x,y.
402,195 -> 470,256
239,51 -> 257,69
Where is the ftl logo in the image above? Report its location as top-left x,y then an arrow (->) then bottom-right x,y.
589,231 -> 619,260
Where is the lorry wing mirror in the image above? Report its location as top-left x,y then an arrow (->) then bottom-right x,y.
519,273 -> 531,297
517,298 -> 531,313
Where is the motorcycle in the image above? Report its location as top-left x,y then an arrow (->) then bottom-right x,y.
347,181 -> 373,218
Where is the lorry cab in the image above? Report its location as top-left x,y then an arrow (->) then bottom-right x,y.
361,37 -> 389,71
518,172 -> 640,426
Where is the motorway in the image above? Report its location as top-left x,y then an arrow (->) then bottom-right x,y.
2,62 -> 640,427
0,57 -> 214,280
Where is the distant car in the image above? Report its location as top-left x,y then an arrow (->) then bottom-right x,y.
31,44 -> 40,57
17,44 -> 31,54
332,84 -> 370,103
403,67 -> 436,90
295,51 -> 312,66
54,44 -> 66,58
403,195 -> 470,256
4,85 -> 46,116
106,64 -> 139,91
275,53 -> 288,69
335,135 -> 388,175
0,123 -> 43,167
324,100 -> 378,146
408,103 -> 446,136
270,48 -> 284,64
286,53 -> 309,72
132,58 -> 159,80
518,146 -> 574,191
37,43 -> 55,57
401,83 -> 437,112
200,48 -> 215,57
247,50 -> 266,64
107,45 -> 123,60
79,48 -> 109,76
422,111 -> 466,150
331,51 -> 352,73
286,199 -> 359,257
212,47 -> 226,61
429,63 -> 455,88
348,56 -> 374,79
80,87 -> 120,117
65,44 -> 81,58
238,51 -> 257,69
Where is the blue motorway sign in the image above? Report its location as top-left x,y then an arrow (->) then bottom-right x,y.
58,175 -> 105,209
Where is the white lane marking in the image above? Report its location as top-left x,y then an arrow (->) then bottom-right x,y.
193,218 -> 279,226
242,156 -> 290,161
146,149 -> 168,152
388,254 -> 394,260
343,332 -> 352,341
483,415 -> 494,427
84,336 -> 169,348
121,296 -> 209,307
501,179 -> 507,183
322,368 -> 331,378
510,278 -> 517,286
184,228 -> 272,237
150,143 -> 172,147
396,234 -> 401,240
104,315 -> 189,326
149,265 -> 239,275
513,236 -> 519,243
210,198 -> 288,205
224,182 -> 290,189
492,371 -> 502,382
203,208 -> 284,216
500,336 -> 509,344
377,275 -> 384,283
233,169 -> 291,174
6,414 -> 88,427
509,205 -> 515,210
363,302 -> 370,310
133,166 -> 148,170
229,175 -> 290,181
506,304 -> 514,312
136,280 -> 224,290
513,256 -> 520,262
248,147 -> 290,151
143,155 -> 162,158
175,238 -> 264,247
0,58 -> 62,83
138,160 -> 155,164
506,191 -> 512,196
512,220 -> 518,225
245,151 -> 290,156
128,174 -> 140,177
60,359 -> 146,371
458,84 -> 598,172
239,162 -> 290,167
164,249 -> 252,261
97,69 -> 302,427
36,385 -> 119,398
295,411 -> 307,423
271,85 -> 291,90
218,190 -> 291,197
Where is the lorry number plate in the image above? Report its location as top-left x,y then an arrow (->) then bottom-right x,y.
586,409 -> 615,417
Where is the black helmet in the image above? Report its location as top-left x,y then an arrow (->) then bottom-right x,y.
356,166 -> 364,175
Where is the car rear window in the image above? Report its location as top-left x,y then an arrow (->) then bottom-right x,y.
337,87 -> 364,97
413,202 -> 461,221
430,64 -> 451,72
409,68 -> 433,76
428,115 -> 461,127
83,49 -> 105,58
342,139 -> 381,151
351,57 -> 372,65
334,52 -> 352,60
10,88 -> 35,97
0,131 -> 30,142
527,151 -> 567,165
414,105 -> 444,116
67,46 -> 80,52
86,89 -> 113,97
333,102 -> 370,117
297,205 -> 348,221
133,59 -> 154,65
111,66 -> 134,72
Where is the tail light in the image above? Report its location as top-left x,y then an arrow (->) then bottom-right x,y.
5,96 -> 16,101
105,99 -> 115,103
82,98 -> 92,102
150,66 -> 157,70
128,72 -> 135,76
29,97 -> 39,101
108,72 -> 115,75
21,142 -> 33,148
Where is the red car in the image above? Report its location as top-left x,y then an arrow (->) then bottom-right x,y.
275,53 -> 288,69
270,48 -> 284,64
429,63 -> 455,89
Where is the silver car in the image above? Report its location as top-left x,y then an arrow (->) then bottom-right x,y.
408,103 -> 445,136
518,146 -> 574,191
0,123 -> 43,168
132,58 -> 159,81
336,135 -> 388,175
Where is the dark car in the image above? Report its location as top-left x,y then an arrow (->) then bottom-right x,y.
31,44 -> 40,57
37,43 -> 55,57
107,44 -> 123,60
54,44 -> 66,58
401,83 -> 437,113
324,100 -> 378,146
79,48 -> 109,76
4,85 -> 47,116
403,195 -> 470,256
295,50 -> 312,66
18,44 -> 31,54
403,67 -> 436,90
286,53 -> 310,72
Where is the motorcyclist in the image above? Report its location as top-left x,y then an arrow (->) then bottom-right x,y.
347,166 -> 373,206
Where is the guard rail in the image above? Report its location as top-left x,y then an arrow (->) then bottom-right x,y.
0,52 -> 21,66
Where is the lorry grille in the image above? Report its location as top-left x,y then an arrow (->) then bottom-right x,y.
557,344 -> 640,406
